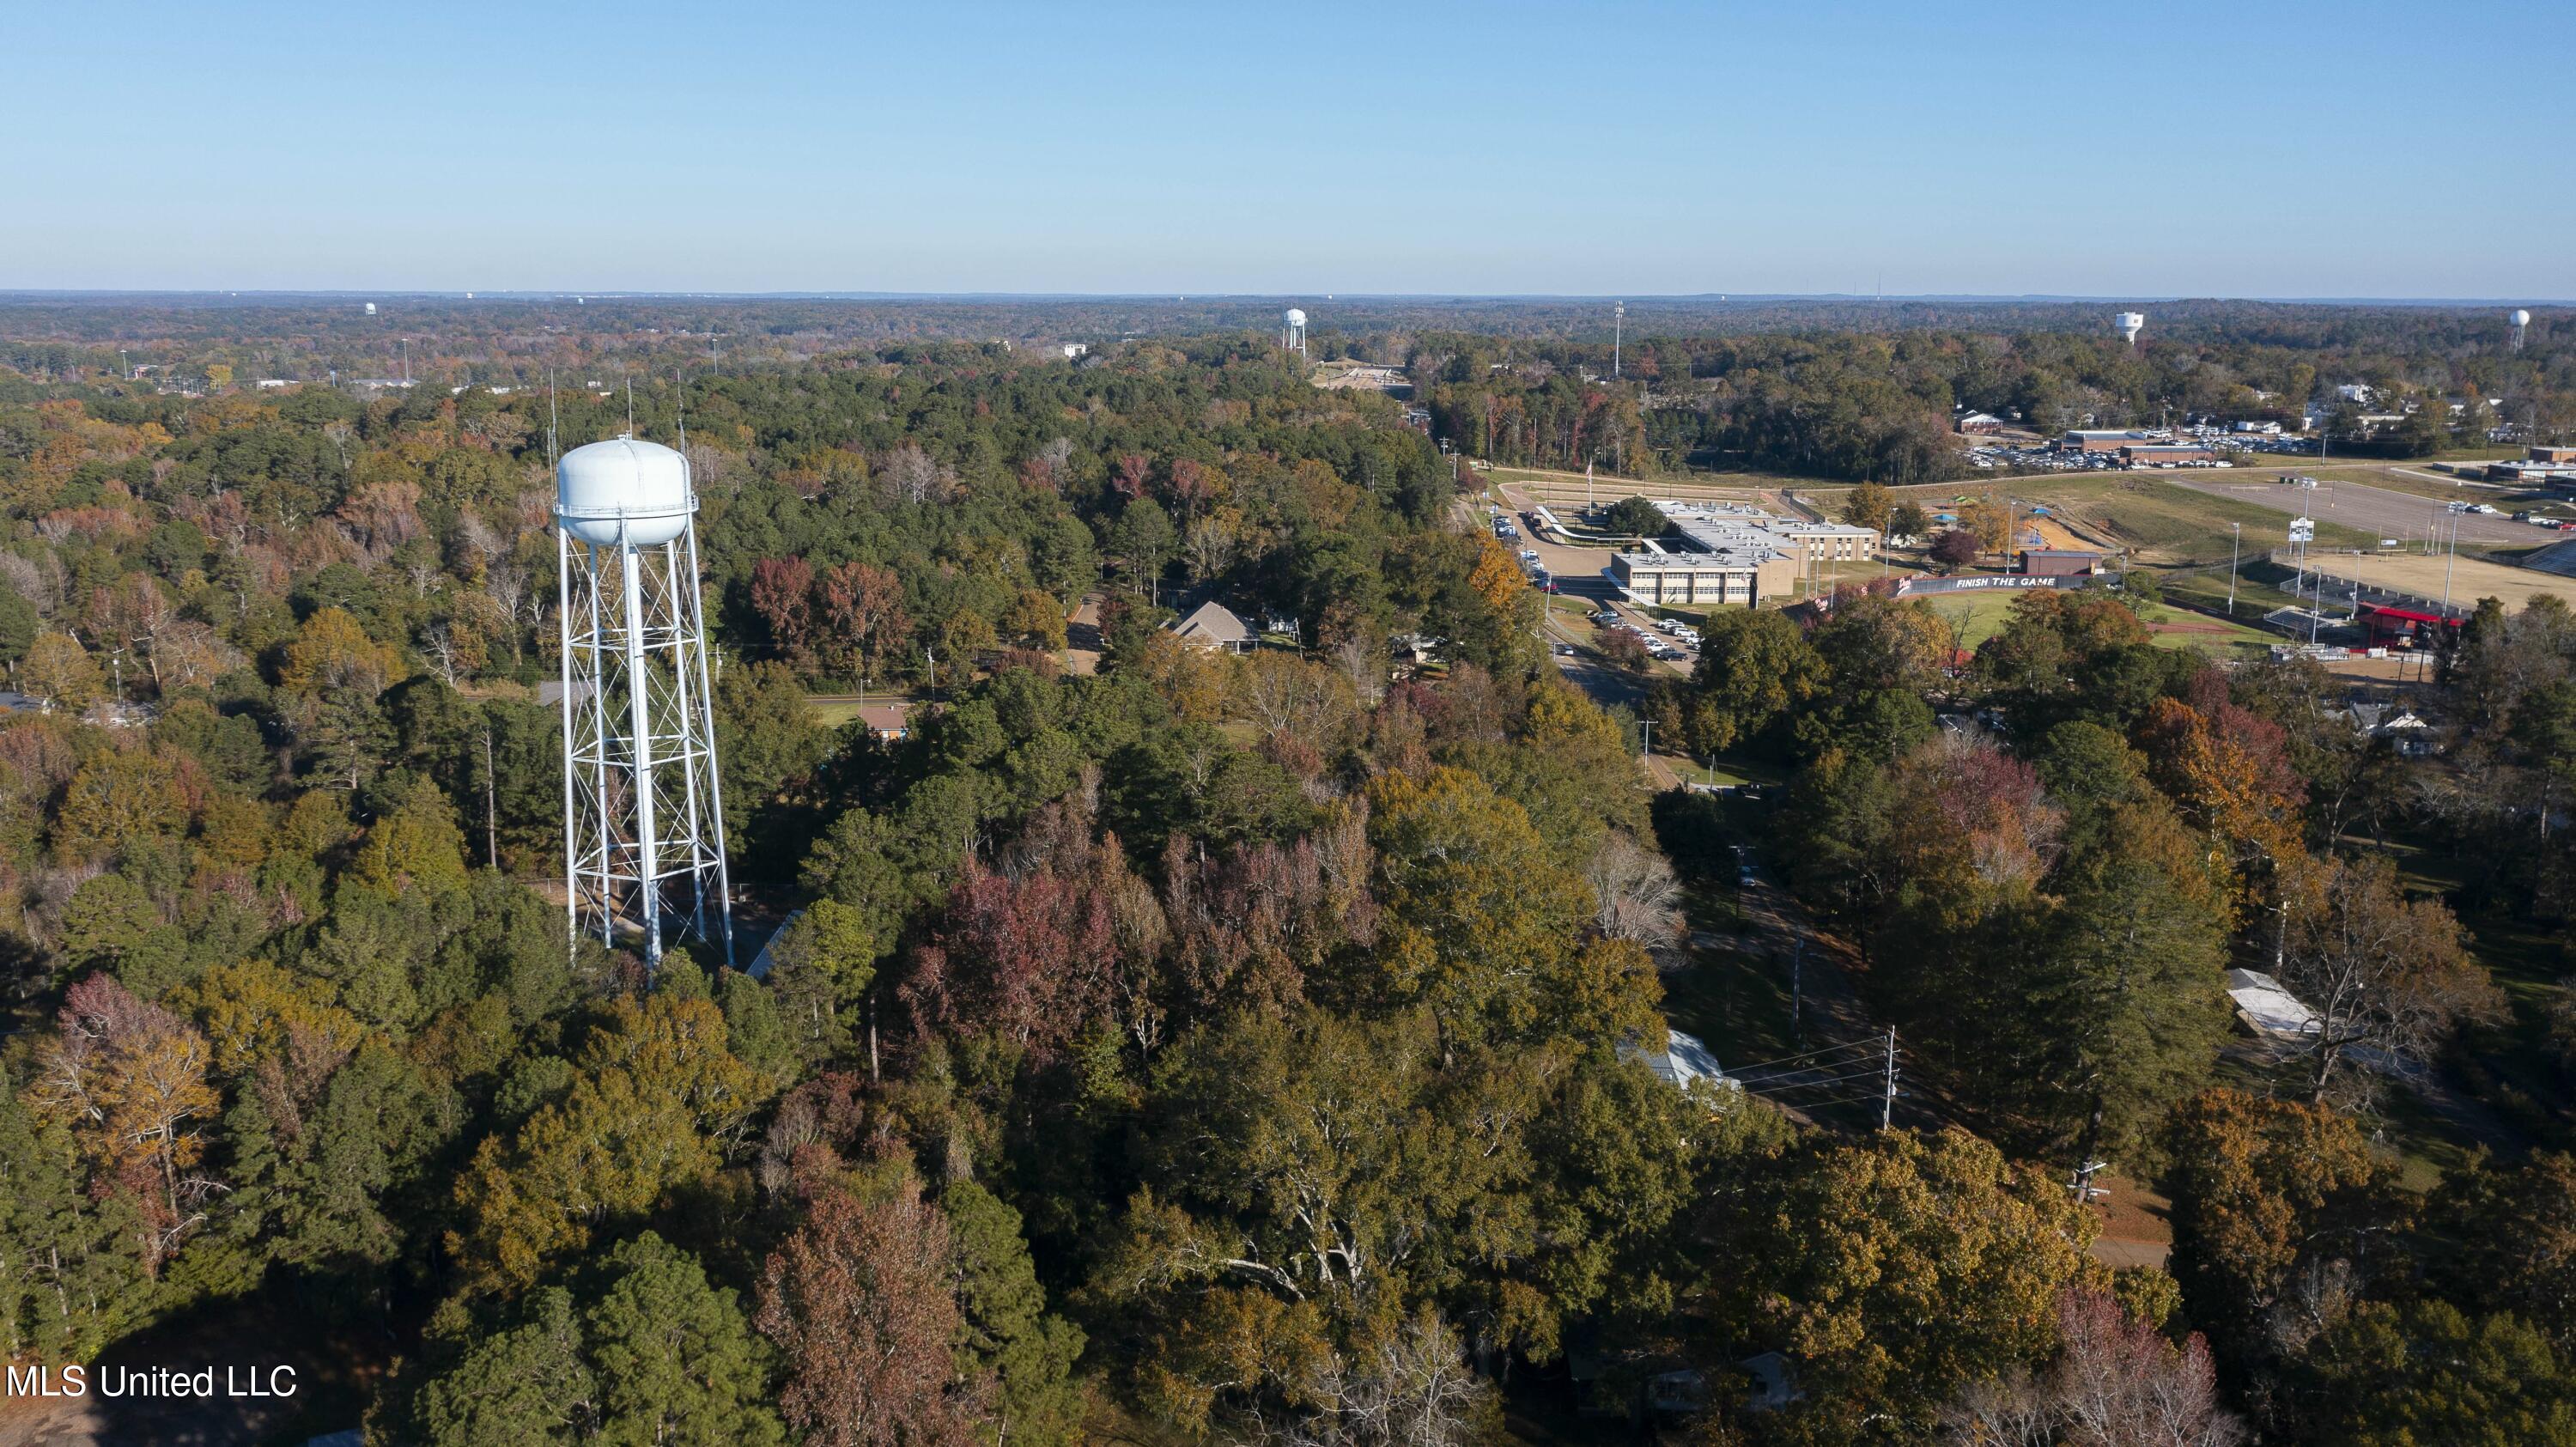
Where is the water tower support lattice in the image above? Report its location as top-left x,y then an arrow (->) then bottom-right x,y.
556,437 -> 734,972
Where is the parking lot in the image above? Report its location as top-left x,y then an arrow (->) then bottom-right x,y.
1487,493 -> 1699,669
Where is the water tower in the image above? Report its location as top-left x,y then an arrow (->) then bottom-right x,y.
555,435 -> 734,971
2511,308 -> 2531,353
2115,312 -> 2145,347
1282,307 -> 1308,359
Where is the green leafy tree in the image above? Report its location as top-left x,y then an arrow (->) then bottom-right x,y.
409,1288 -> 601,1444
1679,606 -> 1828,753
2163,1089 -> 2408,1369
2296,1301 -> 2576,1446
1840,480 -> 1894,532
582,1232 -> 787,1447
1603,495 -> 1668,537
942,1181 -> 1085,1447
1707,1127 -> 2105,1441
21,632 -> 105,710
1368,767 -> 1659,1055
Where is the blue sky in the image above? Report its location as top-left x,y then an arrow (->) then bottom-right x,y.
7,1 -> 2571,297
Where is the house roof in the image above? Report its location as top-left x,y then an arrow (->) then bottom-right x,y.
746,909 -> 805,982
1167,601 -> 1253,646
1620,1027 -> 1730,1090
855,702 -> 911,733
2225,968 -> 2320,1038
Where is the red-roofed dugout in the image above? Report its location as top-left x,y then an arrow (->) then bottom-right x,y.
2359,605 -> 2457,645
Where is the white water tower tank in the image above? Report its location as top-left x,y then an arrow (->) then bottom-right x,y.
364,301 -> 377,316
2115,312 -> 2145,345
556,435 -> 696,548
1285,307 -> 1307,328
2512,308 -> 2531,326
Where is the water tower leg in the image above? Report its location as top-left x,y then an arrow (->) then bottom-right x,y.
557,529 -> 580,958
623,534 -> 661,974
683,523 -> 737,971
662,539 -> 710,951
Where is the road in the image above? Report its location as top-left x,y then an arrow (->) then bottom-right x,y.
2166,475 -> 2541,548
1455,488 -> 1696,785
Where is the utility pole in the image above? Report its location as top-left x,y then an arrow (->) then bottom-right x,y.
2227,522 -> 2241,616
482,725 -> 500,868
1613,301 -> 1625,379
1789,938 -> 1804,1045
1880,1026 -> 1899,1131
1638,717 -> 1653,761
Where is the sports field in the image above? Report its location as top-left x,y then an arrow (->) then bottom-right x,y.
2300,550 -> 2576,616
2007,476 -> 2381,563
1921,588 -> 2273,654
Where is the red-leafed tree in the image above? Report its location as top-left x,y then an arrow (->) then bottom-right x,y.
1160,831 -> 1361,1024
27,974 -> 219,1262
1163,457 -> 1216,523
817,560 -> 908,691
752,556 -> 817,662
903,857 -> 1118,1062
756,1181 -> 993,1447
1112,453 -> 1152,501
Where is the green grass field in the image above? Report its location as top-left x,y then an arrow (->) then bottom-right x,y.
805,695 -> 909,730
2008,475 -> 2381,563
1917,588 -> 2272,654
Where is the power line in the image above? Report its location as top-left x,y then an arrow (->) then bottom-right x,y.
1724,1038 -> 1882,1075
1735,1054 -> 1895,1084
1734,1066 -> 1894,1093
1765,1090 -> 1901,1112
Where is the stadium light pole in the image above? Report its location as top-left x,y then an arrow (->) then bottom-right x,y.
2227,523 -> 2240,616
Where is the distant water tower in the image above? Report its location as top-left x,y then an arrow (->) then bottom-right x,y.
364,301 -> 377,316
555,435 -> 734,971
2511,308 -> 2531,352
1283,307 -> 1309,359
2115,312 -> 2146,347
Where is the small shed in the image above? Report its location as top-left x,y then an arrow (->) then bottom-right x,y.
2016,549 -> 2101,578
